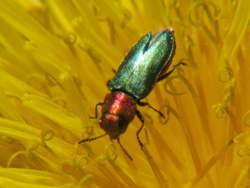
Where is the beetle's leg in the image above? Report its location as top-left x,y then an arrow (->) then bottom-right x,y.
112,68 -> 117,74
157,62 -> 186,82
89,102 -> 104,119
117,137 -> 133,160
106,69 -> 117,87
106,80 -> 111,87
136,110 -> 145,148
106,68 -> 117,86
138,101 -> 164,118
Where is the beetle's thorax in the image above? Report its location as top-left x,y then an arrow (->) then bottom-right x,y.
100,91 -> 137,139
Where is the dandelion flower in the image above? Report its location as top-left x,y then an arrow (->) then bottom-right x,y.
0,0 -> 249,187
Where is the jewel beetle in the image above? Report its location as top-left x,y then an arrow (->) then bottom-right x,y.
79,28 -> 184,159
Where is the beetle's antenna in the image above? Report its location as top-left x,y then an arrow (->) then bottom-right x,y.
78,133 -> 107,144
117,138 -> 133,160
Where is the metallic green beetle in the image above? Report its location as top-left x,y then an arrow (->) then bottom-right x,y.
79,28 -> 183,160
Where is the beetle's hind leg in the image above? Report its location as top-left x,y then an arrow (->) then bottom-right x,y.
89,102 -> 104,119
136,110 -> 145,148
138,101 -> 165,118
157,62 -> 186,82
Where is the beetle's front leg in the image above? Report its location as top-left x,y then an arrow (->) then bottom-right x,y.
136,110 -> 145,148
89,102 -> 104,119
138,101 -> 164,118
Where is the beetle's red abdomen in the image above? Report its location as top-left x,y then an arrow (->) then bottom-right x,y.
100,92 -> 137,139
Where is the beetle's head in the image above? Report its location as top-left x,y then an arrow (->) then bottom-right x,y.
99,113 -> 128,139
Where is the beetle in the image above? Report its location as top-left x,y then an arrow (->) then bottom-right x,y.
79,28 -> 184,159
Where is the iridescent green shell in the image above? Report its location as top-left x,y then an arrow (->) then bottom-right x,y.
108,29 -> 176,100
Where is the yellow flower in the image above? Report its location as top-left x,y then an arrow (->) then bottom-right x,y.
0,0 -> 249,187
